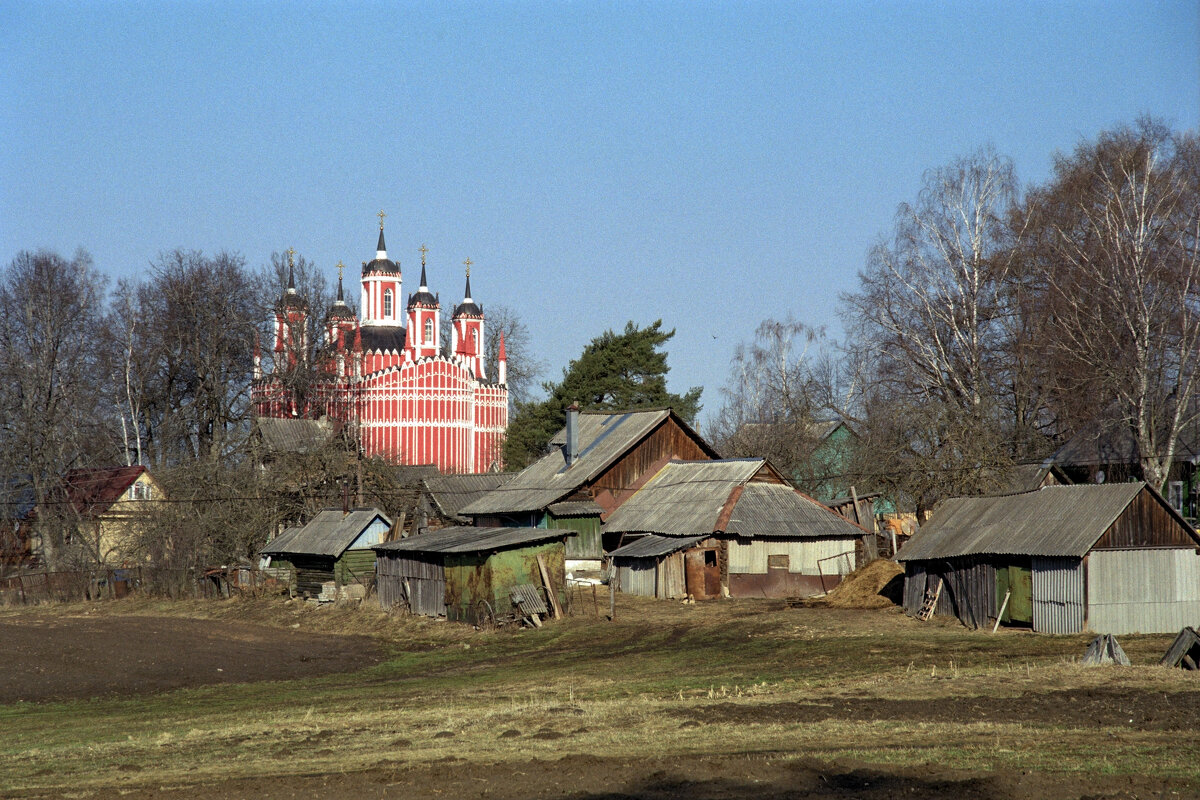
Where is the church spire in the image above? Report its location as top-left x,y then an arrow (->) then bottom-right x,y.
286,247 -> 297,294
376,210 -> 387,259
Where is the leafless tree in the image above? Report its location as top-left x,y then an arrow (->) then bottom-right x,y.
0,250 -> 111,565
1030,120 -> 1200,490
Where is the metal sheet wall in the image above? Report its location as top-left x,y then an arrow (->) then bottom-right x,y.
617,558 -> 658,597
1088,548 -> 1200,634
1031,557 -> 1085,634
728,537 -> 858,575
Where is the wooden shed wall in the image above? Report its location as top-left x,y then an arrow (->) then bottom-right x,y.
547,513 -> 602,560
903,557 -> 997,629
1095,489 -> 1198,549
727,537 -> 857,575
590,419 -> 711,495
376,551 -> 446,616
335,549 -> 376,587
444,541 -> 565,623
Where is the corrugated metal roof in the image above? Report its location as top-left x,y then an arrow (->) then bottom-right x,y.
460,410 -> 673,515
548,500 -> 605,516
727,483 -> 868,538
604,459 -> 763,535
897,483 -> 1149,561
609,534 -> 707,558
373,526 -> 569,554
255,418 -> 335,455
423,473 -> 514,520
260,508 -> 391,557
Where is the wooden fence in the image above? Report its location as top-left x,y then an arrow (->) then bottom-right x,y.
0,566 -> 287,605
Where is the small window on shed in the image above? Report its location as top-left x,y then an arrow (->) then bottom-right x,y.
767,554 -> 789,570
704,549 -> 717,568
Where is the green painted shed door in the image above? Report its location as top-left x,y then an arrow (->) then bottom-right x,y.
1001,564 -> 1033,625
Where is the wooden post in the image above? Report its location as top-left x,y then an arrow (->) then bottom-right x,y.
536,554 -> 564,620
849,486 -> 862,525
609,569 -> 616,620
992,590 -> 1011,634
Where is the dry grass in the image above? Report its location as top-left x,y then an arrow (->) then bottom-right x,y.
1,593 -> 1198,797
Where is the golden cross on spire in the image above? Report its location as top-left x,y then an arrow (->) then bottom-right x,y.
419,244 -> 428,267
336,260 -> 344,281
286,247 -> 296,267
377,209 -> 387,230
463,257 -> 472,278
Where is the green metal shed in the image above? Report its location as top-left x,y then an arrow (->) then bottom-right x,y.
260,508 -> 392,599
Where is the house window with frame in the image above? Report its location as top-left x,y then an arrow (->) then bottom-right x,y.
131,482 -> 151,501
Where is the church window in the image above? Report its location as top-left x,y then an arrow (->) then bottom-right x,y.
425,318 -> 434,342
383,289 -> 393,317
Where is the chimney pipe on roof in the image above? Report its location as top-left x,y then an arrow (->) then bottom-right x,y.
565,403 -> 580,468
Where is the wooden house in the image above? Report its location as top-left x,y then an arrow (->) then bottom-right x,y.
260,507 -> 391,598
372,526 -> 570,624
605,459 -> 867,600
460,407 -> 720,568
897,483 -> 1200,634
57,466 -> 164,565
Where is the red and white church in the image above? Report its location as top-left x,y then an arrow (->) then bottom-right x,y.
252,216 -> 508,473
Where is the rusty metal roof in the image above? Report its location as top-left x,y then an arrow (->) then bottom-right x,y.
727,483 -> 867,538
460,410 -> 676,515
609,534 -> 707,558
603,459 -> 864,539
372,526 -> 570,554
896,482 -> 1185,561
423,473 -> 514,521
260,507 -> 391,557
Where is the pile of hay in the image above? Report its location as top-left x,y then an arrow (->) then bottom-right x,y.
817,558 -> 904,608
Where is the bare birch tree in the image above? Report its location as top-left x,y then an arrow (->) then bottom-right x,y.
1033,121 -> 1200,490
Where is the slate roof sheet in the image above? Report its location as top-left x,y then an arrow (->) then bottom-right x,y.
603,459 -> 864,539
609,534 -> 707,558
604,459 -> 763,535
260,508 -> 391,558
897,483 -> 1153,561
460,410 -> 675,515
373,526 -> 569,554
423,473 -> 514,520
727,483 -> 867,538
256,418 -> 335,455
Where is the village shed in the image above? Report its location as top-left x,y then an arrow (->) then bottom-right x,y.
605,459 -> 866,600
897,483 -> 1200,634
372,526 -> 571,624
259,508 -> 392,598
460,407 -> 720,569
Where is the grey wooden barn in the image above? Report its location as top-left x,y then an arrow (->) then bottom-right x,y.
898,483 -> 1200,634
260,507 -> 392,598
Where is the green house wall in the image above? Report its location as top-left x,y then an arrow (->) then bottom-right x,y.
546,514 -> 602,559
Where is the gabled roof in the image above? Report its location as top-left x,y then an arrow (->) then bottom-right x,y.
61,466 -> 149,516
260,507 -> 391,558
461,409 -> 717,516
990,462 -> 1072,495
897,483 -> 1198,561
372,525 -> 568,555
255,417 -> 337,455
604,458 -> 865,539
423,473 -> 514,521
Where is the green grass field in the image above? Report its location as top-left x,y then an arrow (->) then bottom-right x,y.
2,594 -> 1198,798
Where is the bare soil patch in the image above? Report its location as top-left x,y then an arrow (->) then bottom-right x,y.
92,753 -> 1189,800
681,687 -> 1200,731
0,612 -> 382,703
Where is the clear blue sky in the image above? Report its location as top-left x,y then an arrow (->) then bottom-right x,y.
3,1 -> 1197,424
